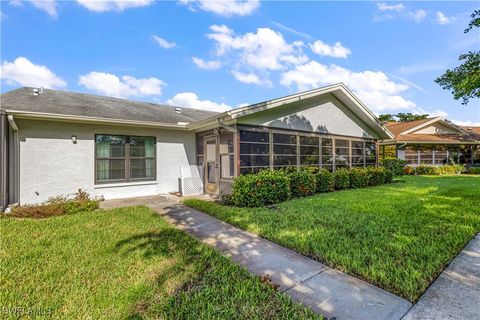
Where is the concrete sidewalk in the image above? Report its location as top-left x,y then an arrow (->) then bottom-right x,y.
102,195 -> 412,319
402,233 -> 480,320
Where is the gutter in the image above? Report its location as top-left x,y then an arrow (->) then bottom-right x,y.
6,110 -> 190,130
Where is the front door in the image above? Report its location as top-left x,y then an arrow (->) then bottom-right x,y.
204,137 -> 218,194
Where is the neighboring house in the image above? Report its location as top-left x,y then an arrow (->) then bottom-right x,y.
0,83 -> 392,209
380,117 -> 480,166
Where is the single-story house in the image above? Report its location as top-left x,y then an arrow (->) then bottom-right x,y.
379,117 -> 480,165
0,83 -> 393,209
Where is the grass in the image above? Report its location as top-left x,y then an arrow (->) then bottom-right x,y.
184,175 -> 480,302
0,206 -> 320,319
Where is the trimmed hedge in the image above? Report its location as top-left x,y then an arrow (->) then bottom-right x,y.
289,170 -> 316,198
349,168 -> 368,188
404,165 -> 465,176
315,169 -> 335,193
230,167 -> 395,207
467,167 -> 480,174
333,168 -> 350,190
230,169 -> 291,207
381,159 -> 406,176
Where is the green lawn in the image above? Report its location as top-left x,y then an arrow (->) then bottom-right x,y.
184,175 -> 480,302
0,206 -> 319,319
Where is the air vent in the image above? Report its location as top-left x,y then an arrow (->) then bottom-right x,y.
33,87 -> 44,96
175,107 -> 182,114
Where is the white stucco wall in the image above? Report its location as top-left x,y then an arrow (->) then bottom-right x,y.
17,119 -> 195,204
237,93 -> 379,138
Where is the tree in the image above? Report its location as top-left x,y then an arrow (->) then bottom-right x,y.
435,10 -> 480,105
378,113 -> 429,122
378,114 -> 395,122
395,113 -> 429,122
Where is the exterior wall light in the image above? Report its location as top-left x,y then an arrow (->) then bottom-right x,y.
71,135 -> 77,144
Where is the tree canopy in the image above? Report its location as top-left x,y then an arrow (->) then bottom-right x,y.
378,113 -> 429,123
435,10 -> 480,105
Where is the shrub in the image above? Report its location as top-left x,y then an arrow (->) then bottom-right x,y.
333,168 -> 350,190
404,165 -> 465,176
384,168 -> 395,183
230,169 -> 291,207
366,167 -> 387,186
315,169 -> 335,193
381,159 -> 406,176
289,170 -> 316,198
349,168 -> 368,189
10,189 -> 99,219
467,166 -> 480,174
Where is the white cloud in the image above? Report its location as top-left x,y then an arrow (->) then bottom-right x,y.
207,24 -> 307,71
13,0 -> 58,17
179,0 -> 259,17
1,57 -> 67,89
436,11 -> 453,25
374,3 -> 428,23
78,72 -> 165,98
310,40 -> 351,58
409,9 -> 426,23
280,60 -> 416,112
232,71 -> 272,87
452,120 -> 480,127
76,0 -> 154,12
152,35 -> 176,49
377,2 -> 405,12
270,21 -> 313,41
166,92 -> 232,112
192,57 -> 222,70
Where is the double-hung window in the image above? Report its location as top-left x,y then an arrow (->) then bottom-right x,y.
95,135 -> 156,183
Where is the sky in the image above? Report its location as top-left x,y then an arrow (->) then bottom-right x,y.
1,0 -> 479,125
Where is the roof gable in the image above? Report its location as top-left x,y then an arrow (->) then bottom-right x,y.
193,83 -> 393,139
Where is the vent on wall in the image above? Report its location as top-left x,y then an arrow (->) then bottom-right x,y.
33,87 -> 44,96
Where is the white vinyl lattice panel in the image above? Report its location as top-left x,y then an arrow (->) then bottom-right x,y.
180,165 -> 204,196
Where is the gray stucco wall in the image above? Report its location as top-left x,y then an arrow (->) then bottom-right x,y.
237,93 -> 378,138
17,119 -> 195,204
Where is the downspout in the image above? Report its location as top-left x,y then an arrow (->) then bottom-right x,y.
7,115 -> 19,206
216,118 -> 237,133
0,109 -> 7,211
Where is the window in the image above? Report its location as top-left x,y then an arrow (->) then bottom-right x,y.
95,135 -> 155,183
405,146 -> 418,165
321,138 -> 333,171
300,135 -> 319,166
335,139 -> 350,168
365,141 -> 377,166
273,133 -> 297,168
220,134 -> 234,179
239,129 -> 270,174
351,140 -> 364,167
196,135 -> 204,166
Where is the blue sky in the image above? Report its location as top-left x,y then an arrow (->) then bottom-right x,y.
1,0 -> 479,125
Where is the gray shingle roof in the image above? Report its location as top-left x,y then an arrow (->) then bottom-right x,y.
0,87 -> 219,124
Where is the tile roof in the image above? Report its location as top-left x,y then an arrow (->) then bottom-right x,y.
394,133 -> 480,143
384,118 -> 433,136
0,87 -> 219,125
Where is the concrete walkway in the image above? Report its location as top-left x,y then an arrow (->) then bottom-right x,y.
402,233 -> 480,320
102,195 -> 412,319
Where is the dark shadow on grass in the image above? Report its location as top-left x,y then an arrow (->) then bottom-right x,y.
114,229 -> 208,318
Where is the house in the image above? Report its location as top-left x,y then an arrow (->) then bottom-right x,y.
0,83 -> 393,209
380,117 -> 480,166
